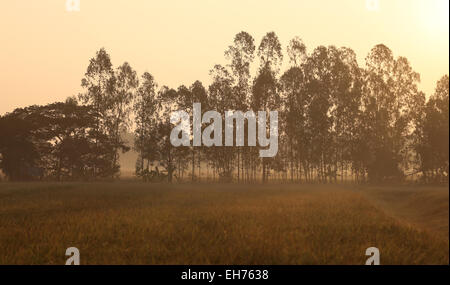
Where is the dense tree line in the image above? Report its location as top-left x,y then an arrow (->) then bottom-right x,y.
0,31 -> 448,183
0,100 -> 122,180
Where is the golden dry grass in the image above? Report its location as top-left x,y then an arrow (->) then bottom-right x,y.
0,182 -> 448,265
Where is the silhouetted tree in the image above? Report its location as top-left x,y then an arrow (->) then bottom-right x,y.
225,31 -> 256,182
361,44 -> 422,182
134,72 -> 158,179
416,75 -> 449,183
0,101 -> 119,181
108,62 -> 138,177
79,48 -> 117,177
252,32 -> 283,182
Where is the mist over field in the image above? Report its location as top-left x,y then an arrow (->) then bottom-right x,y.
0,183 -> 447,265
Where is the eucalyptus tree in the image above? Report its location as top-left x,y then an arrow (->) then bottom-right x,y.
330,47 -> 363,182
190,81 -> 209,181
134,72 -> 158,179
252,32 -> 283,182
416,75 -> 449,182
280,37 -> 307,181
302,46 -> 337,182
79,48 -> 116,178
225,31 -> 255,182
207,64 -> 236,181
362,44 -> 422,182
109,62 -> 139,177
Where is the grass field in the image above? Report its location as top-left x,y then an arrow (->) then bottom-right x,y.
0,182 -> 448,265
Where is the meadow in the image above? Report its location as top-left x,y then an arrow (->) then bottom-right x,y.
0,182 -> 448,265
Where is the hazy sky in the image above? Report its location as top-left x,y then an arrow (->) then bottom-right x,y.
1,0 -> 449,115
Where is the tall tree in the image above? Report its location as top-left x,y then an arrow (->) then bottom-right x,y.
134,72 -> 158,179
416,75 -> 449,182
79,48 -> 116,178
225,31 -> 256,182
252,32 -> 283,182
207,65 -> 236,182
109,62 -> 138,177
362,44 -> 421,182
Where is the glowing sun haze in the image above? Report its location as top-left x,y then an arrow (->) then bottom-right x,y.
0,0 -> 448,115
